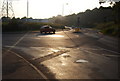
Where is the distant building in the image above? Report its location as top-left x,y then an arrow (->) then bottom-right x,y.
25,19 -> 49,23
40,19 -> 49,23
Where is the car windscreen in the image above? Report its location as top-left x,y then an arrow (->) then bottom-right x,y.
44,27 -> 49,28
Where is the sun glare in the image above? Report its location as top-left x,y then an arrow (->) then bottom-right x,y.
29,0 -> 100,18
0,0 -> 104,18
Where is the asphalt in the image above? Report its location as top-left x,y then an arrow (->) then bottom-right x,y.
2,29 -> 119,79
81,28 -> 119,52
2,48 -> 47,79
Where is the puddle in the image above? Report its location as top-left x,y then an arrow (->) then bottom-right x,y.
50,48 -> 60,52
49,35 -> 64,37
76,35 -> 79,37
61,53 -> 71,58
37,35 -> 64,37
34,49 -> 69,62
75,59 -> 88,63
62,63 -> 66,66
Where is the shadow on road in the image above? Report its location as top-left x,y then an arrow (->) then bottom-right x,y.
36,33 -> 55,36
72,32 -> 83,34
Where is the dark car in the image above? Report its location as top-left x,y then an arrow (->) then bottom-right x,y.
40,25 -> 56,34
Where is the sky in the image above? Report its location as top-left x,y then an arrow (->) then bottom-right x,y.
0,0 -> 120,19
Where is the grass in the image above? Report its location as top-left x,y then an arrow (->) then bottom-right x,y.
94,22 -> 120,37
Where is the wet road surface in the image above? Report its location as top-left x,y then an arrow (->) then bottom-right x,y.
2,30 -> 119,79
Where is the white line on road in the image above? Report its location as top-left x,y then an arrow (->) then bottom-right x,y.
79,46 -> 120,55
5,49 -> 49,80
3,31 -> 50,80
4,31 -> 29,54
80,47 -> 120,58
96,46 -> 120,55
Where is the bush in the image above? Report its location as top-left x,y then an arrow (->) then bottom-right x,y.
21,22 -> 64,30
2,20 -> 65,32
95,22 -> 120,37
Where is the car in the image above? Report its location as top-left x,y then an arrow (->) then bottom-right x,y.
40,25 -> 56,34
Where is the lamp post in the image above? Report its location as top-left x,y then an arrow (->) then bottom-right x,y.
6,0 -> 8,18
27,0 -> 29,30
62,4 -> 64,16
27,0 -> 29,18
62,3 -> 68,16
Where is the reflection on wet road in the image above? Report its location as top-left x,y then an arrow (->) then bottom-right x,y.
37,35 -> 64,38
3,30 -> 119,79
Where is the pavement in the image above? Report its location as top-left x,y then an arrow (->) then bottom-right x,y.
2,48 -> 46,79
2,29 -> 119,80
80,28 -> 119,52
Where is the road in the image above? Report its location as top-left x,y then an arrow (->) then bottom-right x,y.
2,29 -> 119,80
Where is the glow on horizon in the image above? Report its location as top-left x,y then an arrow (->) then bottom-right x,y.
0,0 -> 113,19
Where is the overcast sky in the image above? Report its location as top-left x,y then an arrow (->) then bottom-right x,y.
0,0 -> 120,19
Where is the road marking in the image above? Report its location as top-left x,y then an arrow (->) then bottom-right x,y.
78,47 -> 104,50
80,47 -> 120,58
37,35 -> 64,38
3,48 -> 50,81
4,31 -> 29,54
96,47 -> 120,55
78,46 -> 120,55
102,54 -> 120,57
62,29 -> 119,55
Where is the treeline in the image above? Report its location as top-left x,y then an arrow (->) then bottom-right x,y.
49,1 -> 120,37
50,2 -> 120,27
2,17 -> 64,32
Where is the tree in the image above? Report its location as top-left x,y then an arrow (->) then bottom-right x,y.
2,16 -> 10,22
21,16 -> 27,19
99,0 -> 114,5
112,1 -> 120,23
